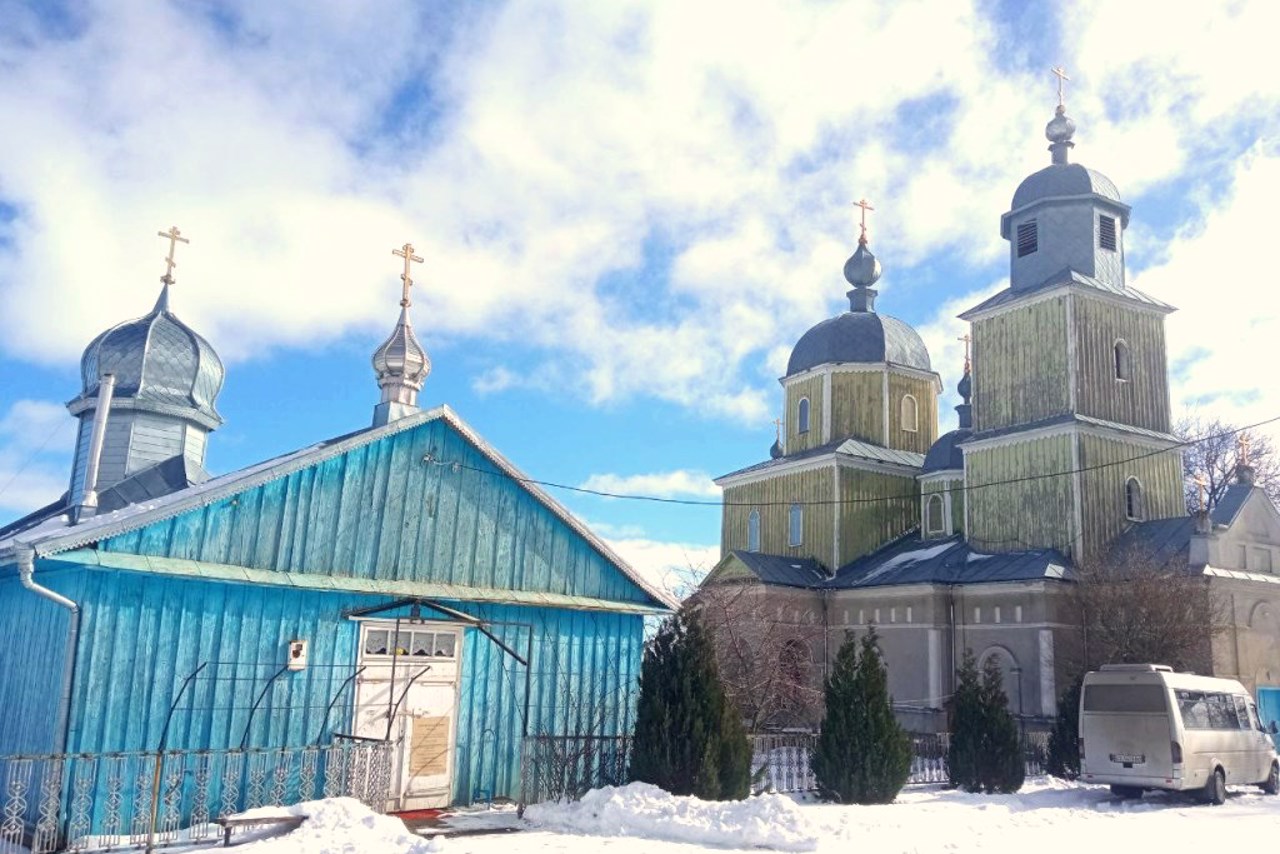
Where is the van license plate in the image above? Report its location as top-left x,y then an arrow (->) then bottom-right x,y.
1110,753 -> 1145,764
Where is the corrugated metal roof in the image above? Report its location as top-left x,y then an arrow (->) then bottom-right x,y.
716,438 -> 925,482
963,412 -> 1179,446
1107,517 -> 1197,570
959,269 -> 1173,320
729,551 -> 828,588
1212,483 -> 1253,526
825,533 -> 1073,589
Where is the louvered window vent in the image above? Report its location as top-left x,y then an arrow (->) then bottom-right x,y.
1017,220 -> 1038,257
1099,215 -> 1117,251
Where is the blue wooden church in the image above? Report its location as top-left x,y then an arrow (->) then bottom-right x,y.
0,236 -> 674,815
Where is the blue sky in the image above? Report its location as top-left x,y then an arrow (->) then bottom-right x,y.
2,0 -> 1279,593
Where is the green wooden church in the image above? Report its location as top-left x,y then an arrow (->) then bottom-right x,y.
702,94 -> 1280,733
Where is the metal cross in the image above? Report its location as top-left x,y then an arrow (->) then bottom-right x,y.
1239,433 -> 1252,467
1051,66 -> 1070,107
392,242 -> 424,307
957,333 -> 972,373
157,226 -> 189,285
1193,472 -> 1209,511
773,417 -> 783,441
854,198 -> 875,243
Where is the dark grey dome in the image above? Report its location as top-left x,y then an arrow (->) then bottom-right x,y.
75,284 -> 224,424
1011,163 -> 1120,211
787,311 -> 931,377
922,427 -> 971,474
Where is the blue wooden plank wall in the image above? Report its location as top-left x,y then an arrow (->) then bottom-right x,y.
97,419 -> 656,608
3,566 -> 644,806
0,572 -> 72,756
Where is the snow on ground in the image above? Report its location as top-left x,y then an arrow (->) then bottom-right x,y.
523,783 -> 818,851
206,778 -> 1280,854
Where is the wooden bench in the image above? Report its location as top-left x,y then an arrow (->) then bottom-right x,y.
215,813 -> 306,847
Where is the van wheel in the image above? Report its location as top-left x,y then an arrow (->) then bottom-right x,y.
1203,768 -> 1226,805
1262,762 -> 1279,796
1109,785 -> 1142,800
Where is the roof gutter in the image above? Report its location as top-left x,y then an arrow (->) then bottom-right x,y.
17,545 -> 80,754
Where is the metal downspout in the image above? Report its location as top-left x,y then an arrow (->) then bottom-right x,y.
17,545 -> 81,754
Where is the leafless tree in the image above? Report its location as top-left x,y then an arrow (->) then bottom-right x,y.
688,580 -> 824,733
1175,412 -> 1279,512
1069,544 -> 1228,675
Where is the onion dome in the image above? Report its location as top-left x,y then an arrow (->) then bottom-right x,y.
786,211 -> 930,377
372,307 -> 431,393
69,282 -> 224,428
770,438 -> 784,459
922,367 -> 973,474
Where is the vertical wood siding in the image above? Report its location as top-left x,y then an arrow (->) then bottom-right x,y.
0,567 -> 642,805
966,435 -> 1075,554
785,375 -> 825,453
837,469 -> 918,566
1071,295 -> 1172,433
973,298 -> 1070,432
829,372 -> 884,445
1077,434 -> 1184,559
722,467 -> 835,562
98,419 -> 657,608
886,373 -> 939,454
0,573 -> 72,756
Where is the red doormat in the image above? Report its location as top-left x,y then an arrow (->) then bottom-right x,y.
392,808 -> 447,821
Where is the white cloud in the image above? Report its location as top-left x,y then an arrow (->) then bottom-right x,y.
579,469 -> 720,499
0,399 -> 77,515
606,536 -> 719,602
0,0 -> 1276,433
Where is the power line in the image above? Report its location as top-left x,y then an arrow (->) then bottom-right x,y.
424,414 -> 1280,510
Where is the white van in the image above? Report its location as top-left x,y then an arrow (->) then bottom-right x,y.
1079,664 -> 1279,804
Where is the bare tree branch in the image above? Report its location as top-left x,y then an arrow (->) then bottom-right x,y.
1175,411 -> 1280,512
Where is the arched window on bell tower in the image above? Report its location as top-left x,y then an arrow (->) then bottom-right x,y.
747,509 -> 761,553
1114,339 -> 1130,382
1125,476 -> 1145,521
901,394 -> 919,433
797,397 -> 811,434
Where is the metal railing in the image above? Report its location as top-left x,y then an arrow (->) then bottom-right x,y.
0,739 -> 392,854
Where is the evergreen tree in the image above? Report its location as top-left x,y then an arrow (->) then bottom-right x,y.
629,609 -> 751,800
1046,676 -> 1083,780
947,651 -> 1025,793
946,651 -> 985,792
980,655 -> 1025,793
812,628 -> 913,804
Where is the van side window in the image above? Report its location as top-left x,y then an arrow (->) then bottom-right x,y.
1177,690 -> 1210,729
1082,684 -> 1167,713
1206,693 -> 1239,729
1233,695 -> 1253,730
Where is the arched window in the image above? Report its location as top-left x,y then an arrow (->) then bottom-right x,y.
797,397 -> 811,434
926,493 -> 945,534
901,394 -> 919,433
1125,476 -> 1145,521
1114,339 -> 1130,381
788,503 -> 803,547
747,509 -> 761,553
778,638 -> 812,717
978,646 -> 1023,716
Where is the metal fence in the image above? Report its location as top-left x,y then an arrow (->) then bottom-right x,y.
518,729 -> 1050,806
0,738 -> 392,854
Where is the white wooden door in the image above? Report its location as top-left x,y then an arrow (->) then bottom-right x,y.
354,622 -> 463,810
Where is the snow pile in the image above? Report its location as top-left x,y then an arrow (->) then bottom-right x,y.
524,782 -> 819,851
234,797 -> 443,853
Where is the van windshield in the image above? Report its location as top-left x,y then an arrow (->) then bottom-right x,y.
1083,683 -> 1168,713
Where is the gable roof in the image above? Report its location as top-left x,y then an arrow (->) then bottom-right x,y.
958,269 -> 1174,321
0,405 -> 677,611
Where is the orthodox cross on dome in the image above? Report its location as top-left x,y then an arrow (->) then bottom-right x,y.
1051,66 -> 1070,107
957,333 -> 972,374
854,198 -> 875,245
392,242 -> 424,307
1238,433 -> 1252,467
157,226 -> 189,286
1193,472 -> 1209,511
773,417 -> 783,442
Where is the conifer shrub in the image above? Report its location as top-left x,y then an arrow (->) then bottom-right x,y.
1046,676 -> 1083,780
812,628 -> 913,804
947,650 -> 1025,793
629,609 -> 751,800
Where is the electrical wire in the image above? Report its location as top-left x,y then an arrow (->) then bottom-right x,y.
423,414 -> 1280,509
